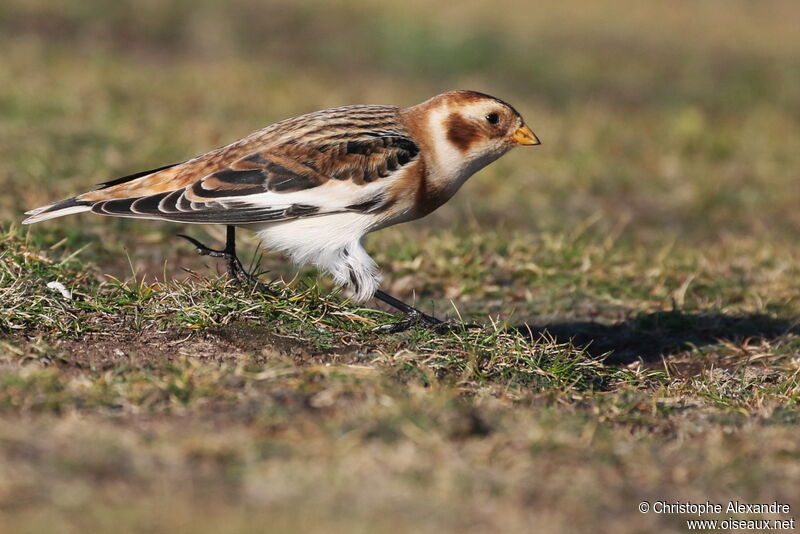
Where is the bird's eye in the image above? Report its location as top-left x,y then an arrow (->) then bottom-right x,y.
485,112 -> 500,125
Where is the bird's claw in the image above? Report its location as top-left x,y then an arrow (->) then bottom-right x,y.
375,311 -> 436,333
177,233 -> 254,282
375,311 -> 478,334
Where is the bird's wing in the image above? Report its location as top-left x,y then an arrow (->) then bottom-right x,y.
58,106 -> 421,225
86,135 -> 420,224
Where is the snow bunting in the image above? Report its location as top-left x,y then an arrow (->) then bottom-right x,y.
23,90 -> 539,323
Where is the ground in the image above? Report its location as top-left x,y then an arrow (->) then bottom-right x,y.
1,1 -> 799,533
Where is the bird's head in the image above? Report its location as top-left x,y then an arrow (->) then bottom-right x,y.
407,90 -> 539,179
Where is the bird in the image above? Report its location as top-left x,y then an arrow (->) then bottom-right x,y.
23,90 -> 540,327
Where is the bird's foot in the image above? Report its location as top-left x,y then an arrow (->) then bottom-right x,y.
371,289 -> 480,333
376,309 -> 443,333
177,233 -> 254,283
377,316 -> 480,334
376,311 -> 480,334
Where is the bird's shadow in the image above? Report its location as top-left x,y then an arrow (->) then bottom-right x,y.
515,310 -> 798,365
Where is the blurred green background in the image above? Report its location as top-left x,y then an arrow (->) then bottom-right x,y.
3,0 -> 799,243
3,0 -> 799,327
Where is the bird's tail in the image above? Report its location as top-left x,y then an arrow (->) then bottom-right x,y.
22,197 -> 92,224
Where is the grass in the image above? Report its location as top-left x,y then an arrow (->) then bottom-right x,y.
1,1 -> 800,532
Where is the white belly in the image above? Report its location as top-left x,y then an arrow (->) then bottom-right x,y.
252,212 -> 372,263
250,212 -> 382,302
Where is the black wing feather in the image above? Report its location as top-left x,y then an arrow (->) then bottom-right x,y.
87,125 -> 419,224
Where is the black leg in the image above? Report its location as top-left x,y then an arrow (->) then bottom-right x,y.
177,226 -> 252,281
374,289 -> 443,332
222,226 -> 246,279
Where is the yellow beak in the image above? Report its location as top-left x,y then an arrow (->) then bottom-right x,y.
512,124 -> 541,146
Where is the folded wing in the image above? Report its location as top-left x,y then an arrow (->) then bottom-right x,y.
24,106 -> 420,225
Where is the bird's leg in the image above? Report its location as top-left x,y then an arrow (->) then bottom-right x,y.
220,226 -> 248,280
177,226 -> 252,281
374,289 -> 444,332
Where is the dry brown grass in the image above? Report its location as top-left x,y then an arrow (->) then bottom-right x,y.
1,1 -> 799,532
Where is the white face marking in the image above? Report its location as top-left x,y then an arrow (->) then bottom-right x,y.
423,102 -> 513,199
427,106 -> 468,175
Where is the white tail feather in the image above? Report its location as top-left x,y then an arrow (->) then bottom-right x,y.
22,205 -> 91,224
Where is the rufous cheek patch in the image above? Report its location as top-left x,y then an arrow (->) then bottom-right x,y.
444,112 -> 482,152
